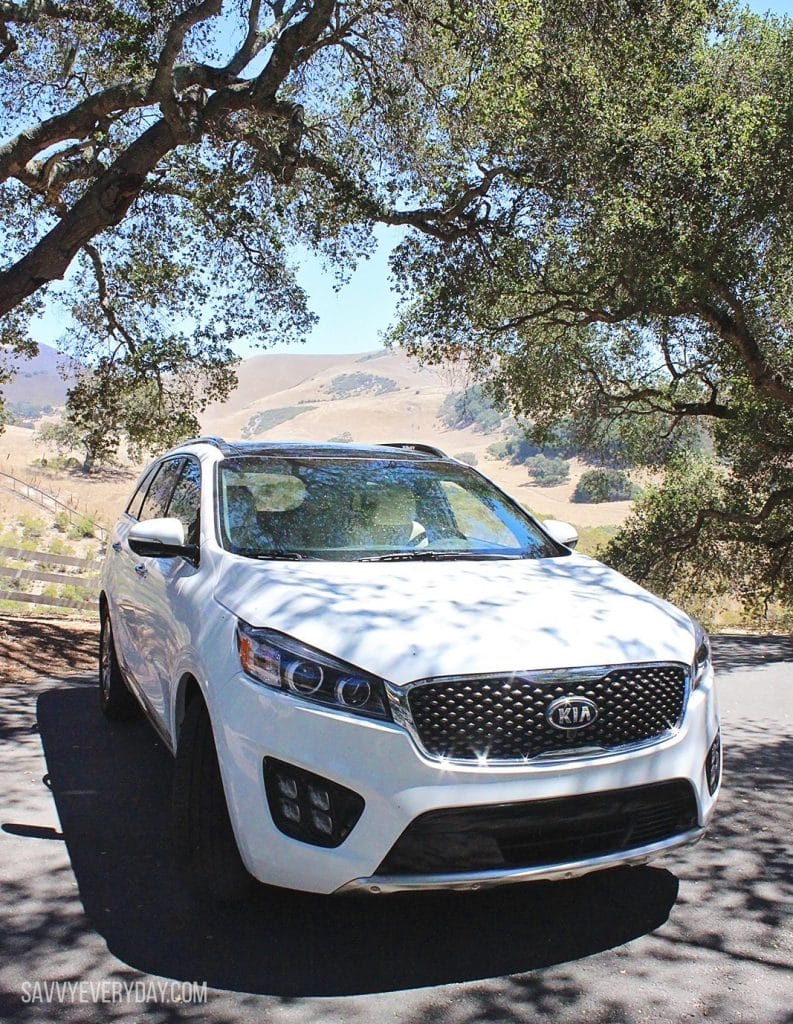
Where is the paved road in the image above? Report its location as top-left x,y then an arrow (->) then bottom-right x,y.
0,635 -> 791,1023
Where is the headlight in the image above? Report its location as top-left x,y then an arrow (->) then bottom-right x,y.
236,621 -> 392,721
691,620 -> 712,689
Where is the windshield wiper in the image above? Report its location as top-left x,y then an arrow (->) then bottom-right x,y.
358,550 -> 525,563
248,550 -> 306,561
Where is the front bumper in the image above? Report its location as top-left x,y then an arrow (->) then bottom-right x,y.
211,666 -> 720,895
337,826 -> 706,893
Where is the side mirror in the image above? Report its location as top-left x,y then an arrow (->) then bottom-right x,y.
543,519 -> 579,550
128,518 -> 198,563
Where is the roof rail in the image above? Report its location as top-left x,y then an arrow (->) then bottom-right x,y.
179,436 -> 234,453
381,442 -> 448,458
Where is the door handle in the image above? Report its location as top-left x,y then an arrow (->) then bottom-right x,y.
134,563 -> 148,579
112,542 -> 122,553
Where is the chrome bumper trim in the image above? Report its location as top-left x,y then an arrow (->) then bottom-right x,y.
334,826 -> 705,895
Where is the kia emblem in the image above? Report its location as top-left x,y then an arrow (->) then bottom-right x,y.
546,696 -> 599,730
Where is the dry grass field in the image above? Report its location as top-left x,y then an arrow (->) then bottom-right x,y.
0,349 -> 634,560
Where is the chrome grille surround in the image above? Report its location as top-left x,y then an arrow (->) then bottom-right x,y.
387,662 -> 690,766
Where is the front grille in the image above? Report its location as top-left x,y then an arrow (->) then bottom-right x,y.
376,780 -> 699,876
407,664 -> 687,762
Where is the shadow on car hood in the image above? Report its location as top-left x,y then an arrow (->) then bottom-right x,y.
214,553 -> 694,685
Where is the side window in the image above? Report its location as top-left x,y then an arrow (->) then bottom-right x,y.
166,458 -> 201,545
138,459 -> 184,523
126,464 -> 158,520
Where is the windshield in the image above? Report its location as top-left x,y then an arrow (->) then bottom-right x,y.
216,456 -> 561,561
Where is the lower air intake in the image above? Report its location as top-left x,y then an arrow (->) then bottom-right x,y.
376,780 -> 698,876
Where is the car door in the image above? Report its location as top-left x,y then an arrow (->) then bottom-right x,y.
106,461 -> 159,676
143,456 -> 204,738
115,457 -> 186,723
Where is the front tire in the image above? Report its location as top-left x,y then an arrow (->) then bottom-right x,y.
99,609 -> 142,720
173,696 -> 254,902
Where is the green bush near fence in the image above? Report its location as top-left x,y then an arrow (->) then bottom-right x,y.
68,514 -> 96,539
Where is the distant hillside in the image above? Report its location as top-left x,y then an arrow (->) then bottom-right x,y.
201,348 -> 459,443
2,342 -> 70,415
203,352 -> 349,421
198,349 -> 635,528
0,346 -> 637,532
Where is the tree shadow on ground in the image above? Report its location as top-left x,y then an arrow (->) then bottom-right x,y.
711,633 -> 793,673
0,618 -> 98,686
28,684 -> 680,997
63,465 -> 136,482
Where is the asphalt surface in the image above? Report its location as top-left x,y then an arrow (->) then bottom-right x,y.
0,634 -> 791,1023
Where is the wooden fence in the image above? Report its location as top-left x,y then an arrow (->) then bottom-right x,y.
0,470 -> 109,542
0,545 -> 101,612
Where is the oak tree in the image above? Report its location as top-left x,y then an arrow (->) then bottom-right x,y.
0,0 -> 498,451
389,2 -> 793,616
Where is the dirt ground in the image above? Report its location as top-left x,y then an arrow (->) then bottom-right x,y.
0,615 -> 99,684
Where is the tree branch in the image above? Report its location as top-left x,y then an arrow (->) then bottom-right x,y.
152,0 -> 222,126
697,278 -> 793,408
19,139 -> 107,197
0,1 -> 93,24
253,0 -> 333,101
298,151 -> 499,240
83,242 -> 138,354
670,486 -> 793,551
0,118 -> 183,316
0,84 -> 148,183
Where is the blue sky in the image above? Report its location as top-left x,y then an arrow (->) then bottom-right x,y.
31,0 -> 793,359
287,224 -> 403,357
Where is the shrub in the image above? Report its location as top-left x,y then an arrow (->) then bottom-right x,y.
242,406 -> 314,438
487,433 -> 562,466
438,385 -> 504,433
328,431 -> 354,443
325,373 -> 397,398
526,454 -> 570,487
59,583 -> 90,604
572,468 -> 636,503
18,514 -> 45,541
0,528 -> 21,548
486,441 -> 510,460
54,511 -> 70,532
68,514 -> 96,539
454,451 -> 478,466
48,537 -> 74,556
575,525 -> 619,557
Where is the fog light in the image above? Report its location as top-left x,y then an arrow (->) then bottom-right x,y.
264,758 -> 364,848
706,730 -> 721,795
280,799 -> 301,823
311,810 -> 334,835
277,774 -> 298,800
308,784 -> 330,811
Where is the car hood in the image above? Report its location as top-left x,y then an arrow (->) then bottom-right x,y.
214,553 -> 695,686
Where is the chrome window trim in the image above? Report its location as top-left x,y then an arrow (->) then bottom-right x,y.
385,661 -> 692,767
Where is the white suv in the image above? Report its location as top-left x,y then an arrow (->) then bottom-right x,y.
99,438 -> 721,900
